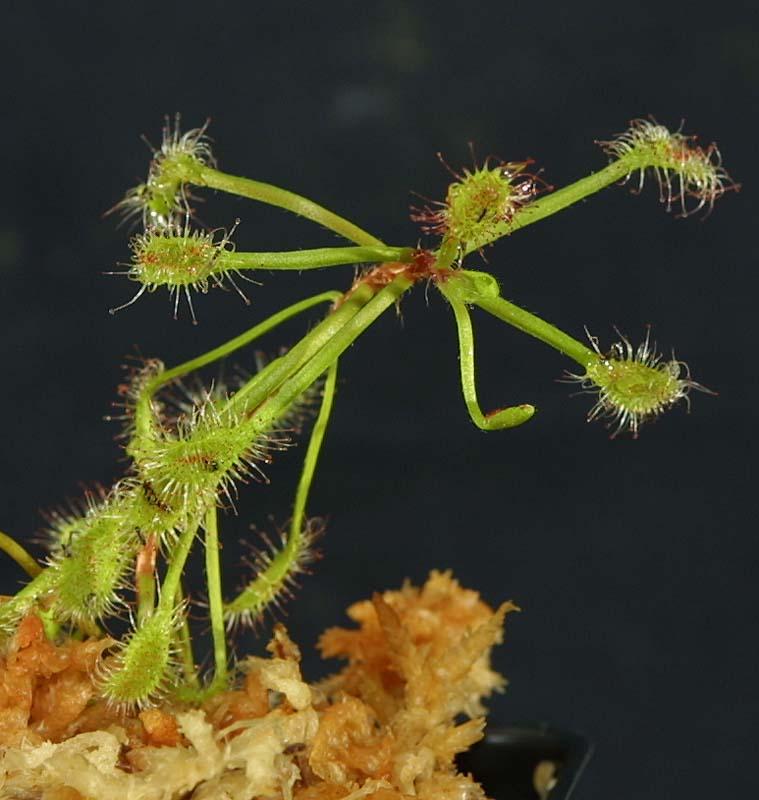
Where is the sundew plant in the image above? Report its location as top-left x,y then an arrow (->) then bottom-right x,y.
0,115 -> 736,709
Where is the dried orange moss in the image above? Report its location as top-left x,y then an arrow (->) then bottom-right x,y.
0,572 -> 516,800
0,615 -> 113,747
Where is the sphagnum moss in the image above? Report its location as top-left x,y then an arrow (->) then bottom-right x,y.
0,116 -> 736,713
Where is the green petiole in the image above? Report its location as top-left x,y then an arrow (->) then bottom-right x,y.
159,519 -> 200,612
464,154 -> 640,254
133,290 -> 342,444
440,270 -> 597,369
475,293 -> 597,368
196,165 -> 384,247
220,245 -> 413,273
441,287 -> 535,430
247,276 -> 412,435
0,530 -> 41,578
175,583 -> 199,690
225,282 -> 375,416
224,361 -> 338,624
203,505 -> 227,691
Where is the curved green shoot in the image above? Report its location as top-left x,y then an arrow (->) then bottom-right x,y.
442,290 -> 535,430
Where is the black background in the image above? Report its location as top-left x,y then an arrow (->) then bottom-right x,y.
1,2 -> 757,797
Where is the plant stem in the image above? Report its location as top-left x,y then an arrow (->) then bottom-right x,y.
227,283 -> 375,416
223,280 -> 409,624
159,520 -> 199,611
441,290 -> 535,430
175,583 -> 199,689
133,290 -> 342,443
436,237 -> 461,270
203,505 -> 228,691
36,608 -> 60,640
464,156 -> 635,254
196,165 -> 384,247
290,361 -> 337,533
7,568 -> 56,606
250,277 -> 412,432
224,362 -> 337,622
220,245 -> 413,273
155,289 -> 338,384
0,569 -> 57,634
474,294 -> 596,368
0,530 -> 41,577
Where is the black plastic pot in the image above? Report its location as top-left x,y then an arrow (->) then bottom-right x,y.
457,724 -> 593,800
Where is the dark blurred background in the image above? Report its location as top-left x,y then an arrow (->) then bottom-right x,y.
1,1 -> 757,797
